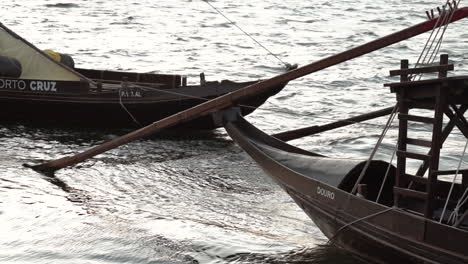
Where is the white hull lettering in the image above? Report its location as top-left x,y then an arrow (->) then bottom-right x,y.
0,78 -> 58,92
18,80 -> 26,90
0,79 -> 27,90
120,89 -> 142,98
30,81 -> 57,92
50,82 -> 57,92
317,186 -> 335,200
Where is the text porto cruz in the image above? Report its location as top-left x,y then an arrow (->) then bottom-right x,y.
0,78 -> 57,92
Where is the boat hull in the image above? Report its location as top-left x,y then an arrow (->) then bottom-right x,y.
288,188 -> 463,264
224,115 -> 468,264
0,80 -> 285,129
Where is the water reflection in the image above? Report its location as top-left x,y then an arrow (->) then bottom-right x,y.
223,245 -> 361,264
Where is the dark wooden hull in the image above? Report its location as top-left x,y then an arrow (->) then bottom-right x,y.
0,80 -> 285,129
224,114 -> 468,264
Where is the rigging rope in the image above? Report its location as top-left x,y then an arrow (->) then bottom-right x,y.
448,186 -> 468,224
439,138 -> 468,223
414,3 -> 447,66
426,1 -> 461,65
413,6 -> 449,76
376,143 -> 398,204
201,0 -> 291,68
350,104 -> 399,195
447,176 -> 468,224
411,0 -> 460,81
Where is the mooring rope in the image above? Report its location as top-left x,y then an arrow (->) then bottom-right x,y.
118,81 -> 142,127
328,207 -> 394,242
201,0 -> 291,68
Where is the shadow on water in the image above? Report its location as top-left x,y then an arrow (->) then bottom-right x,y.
5,121 -> 234,169
35,170 -> 94,208
223,245 -> 363,264
0,121 -> 229,143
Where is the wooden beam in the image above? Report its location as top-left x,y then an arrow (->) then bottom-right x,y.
416,105 -> 468,176
273,106 -> 394,141
406,138 -> 433,148
398,113 -> 435,124
389,64 -> 454,77
444,107 -> 468,139
394,187 -> 428,200
450,103 -> 468,135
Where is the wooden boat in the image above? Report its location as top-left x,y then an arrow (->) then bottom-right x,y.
224,54 -> 468,263
0,23 -> 286,129
0,68 -> 285,129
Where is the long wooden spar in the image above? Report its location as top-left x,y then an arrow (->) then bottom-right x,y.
273,106 -> 395,141
30,7 -> 468,173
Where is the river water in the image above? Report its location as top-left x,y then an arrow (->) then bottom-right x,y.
1,0 -> 468,263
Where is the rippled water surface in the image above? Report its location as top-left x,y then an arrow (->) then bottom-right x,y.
2,0 -> 468,263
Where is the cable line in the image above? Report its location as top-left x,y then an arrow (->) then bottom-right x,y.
201,0 -> 291,68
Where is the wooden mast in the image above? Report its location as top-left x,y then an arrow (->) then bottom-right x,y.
30,7 -> 468,174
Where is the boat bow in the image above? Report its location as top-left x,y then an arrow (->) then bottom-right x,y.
224,112 -> 396,205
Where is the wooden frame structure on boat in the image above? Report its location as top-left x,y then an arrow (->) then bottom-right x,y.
223,55 -> 468,262
385,54 -> 468,220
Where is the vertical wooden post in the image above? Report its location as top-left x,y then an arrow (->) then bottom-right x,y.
400,59 -> 409,82
426,86 -> 446,218
395,59 -> 409,207
439,54 -> 449,78
425,54 -> 449,218
462,171 -> 468,189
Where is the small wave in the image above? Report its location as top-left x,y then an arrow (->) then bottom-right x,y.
283,18 -> 322,24
275,91 -> 299,101
44,3 -> 79,8
362,18 -> 387,23
201,22 -> 232,29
